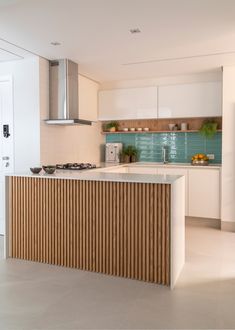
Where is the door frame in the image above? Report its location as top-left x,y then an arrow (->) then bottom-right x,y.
1,75 -> 15,173
0,75 -> 14,257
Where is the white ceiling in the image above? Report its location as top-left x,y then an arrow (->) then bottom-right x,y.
1,0 -> 235,82
0,48 -> 20,62
0,39 -> 35,62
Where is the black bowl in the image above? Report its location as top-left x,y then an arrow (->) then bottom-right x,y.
43,166 -> 56,174
30,167 -> 42,174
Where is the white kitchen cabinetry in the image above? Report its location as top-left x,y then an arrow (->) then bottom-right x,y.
99,166 -> 128,173
157,167 -> 189,215
98,87 -> 158,120
188,168 -> 220,219
98,164 -> 221,219
79,75 -> 99,121
128,166 -> 157,174
158,82 -> 222,118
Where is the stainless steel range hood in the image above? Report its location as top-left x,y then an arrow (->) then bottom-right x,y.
45,59 -> 92,125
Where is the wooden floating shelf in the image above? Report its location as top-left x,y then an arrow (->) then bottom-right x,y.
102,129 -> 222,135
101,117 -> 223,135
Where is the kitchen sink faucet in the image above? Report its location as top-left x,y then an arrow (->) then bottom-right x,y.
162,146 -> 169,164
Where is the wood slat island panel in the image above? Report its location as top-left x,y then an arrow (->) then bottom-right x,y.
8,176 -> 171,285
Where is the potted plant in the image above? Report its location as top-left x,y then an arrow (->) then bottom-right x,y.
120,147 -> 130,163
128,145 -> 139,163
105,121 -> 119,132
121,145 -> 138,163
199,120 -> 218,138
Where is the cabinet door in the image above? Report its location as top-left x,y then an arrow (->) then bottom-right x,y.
101,167 -> 128,173
79,75 -> 99,121
158,82 -> 222,118
157,167 -> 188,216
188,169 -> 220,219
128,166 -> 157,174
98,87 -> 158,120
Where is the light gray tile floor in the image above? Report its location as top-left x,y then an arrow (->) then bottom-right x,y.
0,222 -> 235,330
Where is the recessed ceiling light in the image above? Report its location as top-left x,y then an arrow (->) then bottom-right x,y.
50,41 -> 61,46
130,28 -> 141,34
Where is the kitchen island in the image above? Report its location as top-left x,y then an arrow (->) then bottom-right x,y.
5,170 -> 185,288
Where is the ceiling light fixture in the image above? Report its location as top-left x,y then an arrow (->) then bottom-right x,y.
130,28 -> 141,34
50,41 -> 61,46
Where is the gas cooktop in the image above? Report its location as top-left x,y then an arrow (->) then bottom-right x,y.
56,163 -> 97,170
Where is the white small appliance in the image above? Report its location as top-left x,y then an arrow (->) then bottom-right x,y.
105,143 -> 123,163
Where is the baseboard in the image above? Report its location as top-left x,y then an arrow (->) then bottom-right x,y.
186,218 -> 235,232
186,217 -> 221,229
221,221 -> 235,232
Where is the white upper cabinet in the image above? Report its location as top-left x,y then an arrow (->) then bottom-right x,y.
79,75 -> 99,121
98,87 -> 158,120
158,82 -> 222,118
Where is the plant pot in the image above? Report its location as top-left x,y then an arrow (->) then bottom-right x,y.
124,155 -> 131,163
109,127 -> 116,132
131,155 -> 137,163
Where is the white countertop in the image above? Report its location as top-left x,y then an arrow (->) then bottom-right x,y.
5,161 -> 221,183
117,162 -> 221,169
6,170 -> 182,184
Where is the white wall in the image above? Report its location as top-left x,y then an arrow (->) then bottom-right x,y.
0,57 -> 40,171
39,58 -> 104,165
221,66 -> 235,231
100,72 -> 222,90
0,57 -> 104,170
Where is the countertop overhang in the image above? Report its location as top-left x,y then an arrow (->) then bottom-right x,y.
5,171 -> 182,184
5,161 -> 221,183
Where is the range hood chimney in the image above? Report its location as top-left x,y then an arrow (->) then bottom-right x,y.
45,59 -> 92,125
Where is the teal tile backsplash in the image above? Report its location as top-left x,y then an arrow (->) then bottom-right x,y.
106,132 -> 222,164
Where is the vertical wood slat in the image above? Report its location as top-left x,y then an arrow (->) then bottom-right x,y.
8,177 -> 171,286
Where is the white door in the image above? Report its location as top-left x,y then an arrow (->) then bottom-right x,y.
0,76 -> 14,235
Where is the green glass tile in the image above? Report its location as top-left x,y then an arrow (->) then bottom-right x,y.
106,131 -> 222,164
205,132 -> 222,164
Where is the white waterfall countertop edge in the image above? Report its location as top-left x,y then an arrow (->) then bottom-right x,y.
5,171 -> 182,184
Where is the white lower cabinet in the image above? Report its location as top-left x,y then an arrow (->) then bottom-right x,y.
129,165 -> 221,219
157,167 -> 189,216
128,166 -> 157,174
188,168 -> 220,219
100,165 -> 221,219
100,166 -> 128,173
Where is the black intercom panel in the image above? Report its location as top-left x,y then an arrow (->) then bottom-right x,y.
3,125 -> 10,138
